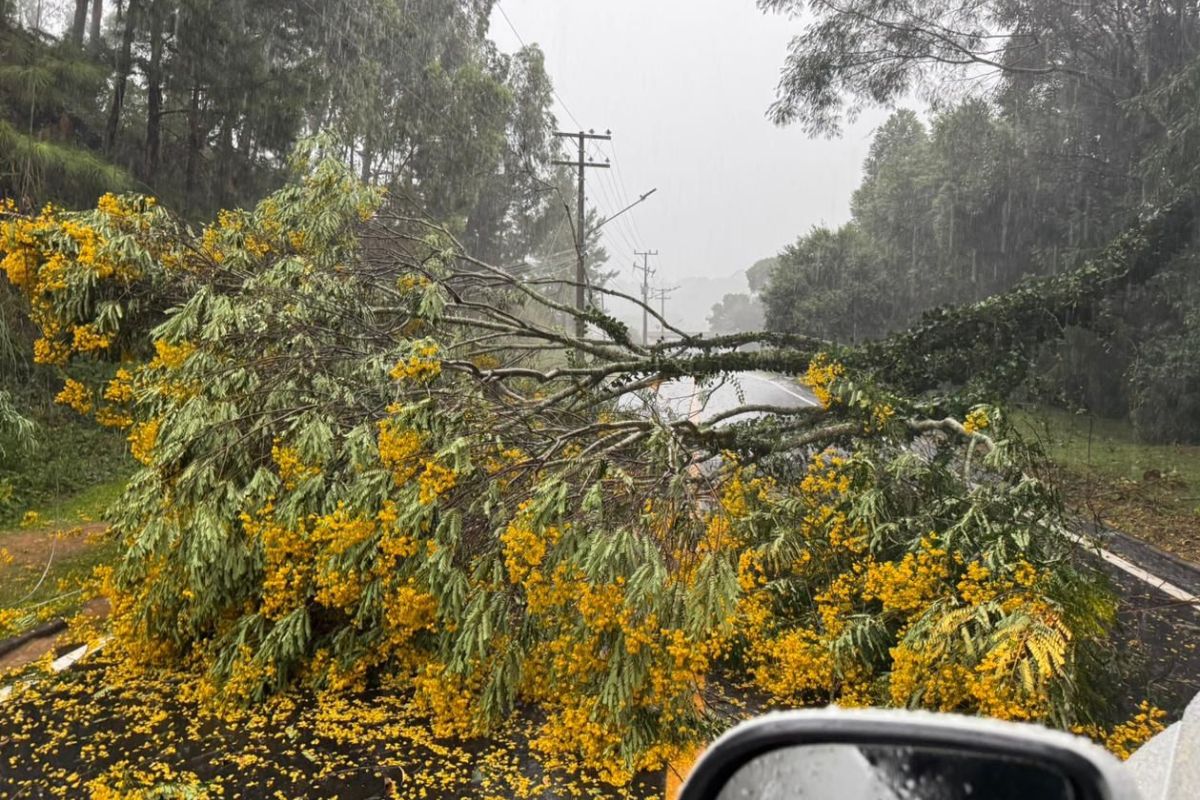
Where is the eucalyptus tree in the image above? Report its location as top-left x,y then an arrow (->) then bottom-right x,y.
758,0 -> 1200,437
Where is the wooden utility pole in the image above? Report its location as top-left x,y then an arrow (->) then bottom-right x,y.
553,130 -> 611,338
634,250 -> 659,346
651,285 -> 677,342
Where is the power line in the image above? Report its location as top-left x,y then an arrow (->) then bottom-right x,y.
495,3 -> 587,133
607,140 -> 648,247
595,168 -> 642,253
495,3 -> 657,304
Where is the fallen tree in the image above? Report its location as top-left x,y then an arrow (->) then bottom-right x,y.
1,151 -> 1190,783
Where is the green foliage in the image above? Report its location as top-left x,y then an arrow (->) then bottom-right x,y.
762,223 -> 893,341
0,24 -> 131,207
847,195 -> 1199,404
744,256 -> 779,294
1129,323 -> 1200,444
1,155 -> 1158,777
759,0 -> 1200,441
0,406 -> 132,526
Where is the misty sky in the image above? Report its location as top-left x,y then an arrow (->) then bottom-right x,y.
488,0 -> 891,288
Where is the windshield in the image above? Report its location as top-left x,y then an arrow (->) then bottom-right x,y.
0,2 -> 1196,798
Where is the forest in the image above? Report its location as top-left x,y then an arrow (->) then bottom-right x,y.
0,1 -> 1198,797
751,0 -> 1200,445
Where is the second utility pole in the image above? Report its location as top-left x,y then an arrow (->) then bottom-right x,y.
634,250 -> 659,346
553,129 -> 611,338
651,285 -> 677,342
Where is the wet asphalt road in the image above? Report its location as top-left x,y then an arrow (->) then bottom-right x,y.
1090,528 -> 1200,716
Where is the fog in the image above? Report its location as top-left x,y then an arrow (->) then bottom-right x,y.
489,0 -> 891,330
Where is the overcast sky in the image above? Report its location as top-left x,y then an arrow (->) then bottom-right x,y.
488,0 -> 891,287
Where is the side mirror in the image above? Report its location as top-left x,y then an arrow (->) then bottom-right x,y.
678,707 -> 1140,800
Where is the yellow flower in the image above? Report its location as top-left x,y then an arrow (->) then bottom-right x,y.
377,419 -> 423,484
417,460 -> 457,505
1101,701 -> 1167,759
150,339 -> 195,370
55,378 -> 94,415
803,353 -> 845,408
96,193 -> 125,217
71,324 -> 111,353
964,407 -> 990,435
128,419 -> 160,465
872,403 -> 895,428
271,441 -> 321,490
390,341 -> 442,383
752,627 -> 835,702
94,407 -> 134,429
33,337 -> 70,366
103,369 -> 136,404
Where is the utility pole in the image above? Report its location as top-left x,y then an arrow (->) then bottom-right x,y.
634,250 -> 659,346
553,129 -> 610,338
651,285 -> 678,342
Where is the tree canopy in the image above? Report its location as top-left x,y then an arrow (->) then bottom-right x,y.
759,0 -> 1200,442
2,148 -> 1190,781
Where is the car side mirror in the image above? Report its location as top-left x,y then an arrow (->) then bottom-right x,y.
677,707 -> 1140,800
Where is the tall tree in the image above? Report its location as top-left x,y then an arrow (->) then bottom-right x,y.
103,0 -> 140,153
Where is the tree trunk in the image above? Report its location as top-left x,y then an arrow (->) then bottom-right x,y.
71,0 -> 89,46
103,0 -> 140,154
217,113 -> 234,208
361,137 -> 373,183
89,0 -> 103,52
143,0 -> 164,181
185,80 -> 203,210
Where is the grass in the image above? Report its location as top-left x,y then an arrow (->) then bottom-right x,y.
0,404 -> 129,633
30,477 -> 127,526
1013,406 -> 1200,491
1012,405 -> 1200,561
0,535 -> 117,610
0,475 -> 126,633
0,404 -> 132,527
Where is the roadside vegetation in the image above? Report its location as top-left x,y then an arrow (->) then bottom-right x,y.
0,405 -> 128,642
2,0 -> 1199,797
1016,407 -> 1200,564
0,407 -> 130,528
0,151 -> 1184,794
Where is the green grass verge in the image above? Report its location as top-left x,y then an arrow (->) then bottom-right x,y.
0,475 -> 125,611
1012,405 -> 1200,562
0,405 -> 132,527
0,536 -> 117,611
1012,406 -> 1200,497
29,478 -> 128,526
0,406 -> 130,634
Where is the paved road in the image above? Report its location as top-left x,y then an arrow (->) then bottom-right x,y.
649,372 -> 1200,720
1093,528 -> 1200,716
